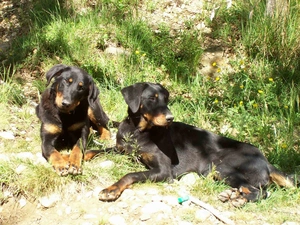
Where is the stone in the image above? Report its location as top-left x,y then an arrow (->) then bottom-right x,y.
179,173 -> 199,187
83,214 -> 97,219
109,215 -> 126,225
0,131 -> 15,139
39,194 -> 60,208
140,213 -> 151,221
18,197 -> 26,208
15,164 -> 27,174
141,202 -> 172,215
99,160 -> 115,169
195,209 -> 211,222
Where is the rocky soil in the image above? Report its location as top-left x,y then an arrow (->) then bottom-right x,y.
0,151 -> 237,225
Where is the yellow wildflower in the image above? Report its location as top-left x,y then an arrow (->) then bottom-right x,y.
239,101 -> 243,106
214,99 -> 219,104
216,68 -> 221,73
215,76 -> 220,81
252,103 -> 258,108
281,143 -> 288,149
284,105 -> 288,109
240,85 -> 244,89
258,90 -> 263,94
135,50 -> 140,55
212,62 -> 217,67
269,78 -> 274,82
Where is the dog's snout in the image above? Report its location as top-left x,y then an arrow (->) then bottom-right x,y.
62,99 -> 71,107
166,114 -> 174,123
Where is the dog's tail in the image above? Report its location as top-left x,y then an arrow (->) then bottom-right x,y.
268,164 -> 298,188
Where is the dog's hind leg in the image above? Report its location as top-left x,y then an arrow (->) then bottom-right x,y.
88,107 -> 111,140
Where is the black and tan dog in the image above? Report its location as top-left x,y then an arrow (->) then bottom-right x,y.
36,64 -> 111,176
98,82 -> 295,206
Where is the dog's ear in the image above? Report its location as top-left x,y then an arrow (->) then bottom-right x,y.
88,78 -> 100,107
121,83 -> 147,113
157,83 -> 170,101
46,64 -> 69,86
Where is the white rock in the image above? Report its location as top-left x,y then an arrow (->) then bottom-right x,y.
109,215 -> 126,225
19,197 -> 27,208
99,160 -> 115,169
93,186 -> 103,197
129,203 -> 141,212
0,131 -> 15,139
179,173 -> 199,187
57,209 -> 63,216
104,47 -> 129,56
151,195 -> 163,202
163,196 -> 179,207
117,202 -> 129,209
121,189 -> 136,199
35,152 -> 47,164
282,222 -> 300,225
85,191 -> 93,198
16,152 -> 34,160
83,214 -> 97,219
65,206 -> 72,214
81,222 -> 93,225
15,164 -> 27,174
0,154 -> 9,161
141,202 -> 172,215
156,212 -> 169,220
108,206 -> 117,213
195,209 -> 211,222
178,221 -> 193,225
140,213 -> 151,221
39,194 -> 60,208
3,190 -> 13,198
147,188 -> 159,195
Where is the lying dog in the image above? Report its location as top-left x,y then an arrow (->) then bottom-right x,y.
98,82 -> 295,206
36,64 -> 111,176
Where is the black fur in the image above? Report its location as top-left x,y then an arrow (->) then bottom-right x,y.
98,82 -> 295,206
36,64 -> 111,176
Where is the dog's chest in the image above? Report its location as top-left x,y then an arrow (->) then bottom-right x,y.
59,109 -> 88,132
149,128 -> 179,165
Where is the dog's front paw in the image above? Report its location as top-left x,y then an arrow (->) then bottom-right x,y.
68,163 -> 82,175
68,145 -> 83,175
52,160 -> 70,176
218,188 -> 247,207
99,185 -> 121,201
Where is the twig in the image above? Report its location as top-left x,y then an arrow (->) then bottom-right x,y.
179,196 -> 235,225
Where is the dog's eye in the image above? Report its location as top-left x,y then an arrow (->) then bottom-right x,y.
149,96 -> 156,101
63,79 -> 71,85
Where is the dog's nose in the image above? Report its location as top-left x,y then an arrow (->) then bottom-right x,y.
166,114 -> 174,123
62,100 -> 71,107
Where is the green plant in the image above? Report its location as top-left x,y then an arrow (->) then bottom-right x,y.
0,65 -> 25,105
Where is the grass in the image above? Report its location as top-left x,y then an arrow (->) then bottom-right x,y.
0,0 -> 300,223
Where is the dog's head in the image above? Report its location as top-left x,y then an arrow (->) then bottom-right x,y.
45,64 -> 99,113
121,82 -> 174,131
